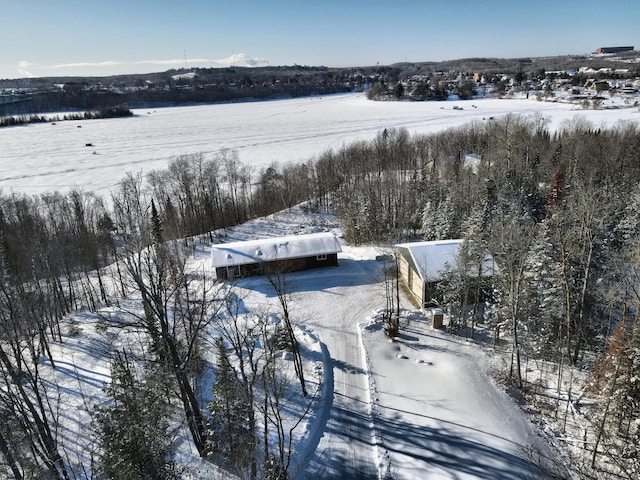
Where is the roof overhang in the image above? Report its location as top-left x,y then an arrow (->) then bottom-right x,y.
211,232 -> 342,268
396,239 -> 497,283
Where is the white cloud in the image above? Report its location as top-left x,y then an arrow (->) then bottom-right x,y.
215,53 -> 270,68
135,59 -> 196,67
135,53 -> 270,69
17,60 -> 35,78
12,54 -> 270,79
49,60 -> 124,69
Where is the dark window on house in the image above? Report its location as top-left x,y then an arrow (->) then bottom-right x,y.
226,265 -> 241,279
316,254 -> 327,261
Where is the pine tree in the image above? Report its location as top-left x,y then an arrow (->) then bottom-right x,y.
207,337 -> 255,474
151,199 -> 163,244
524,223 -> 566,360
437,259 -> 467,333
421,195 -> 456,241
96,352 -> 177,480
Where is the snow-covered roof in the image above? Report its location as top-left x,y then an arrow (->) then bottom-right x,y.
171,72 -> 197,80
211,232 -> 342,268
396,239 -> 497,283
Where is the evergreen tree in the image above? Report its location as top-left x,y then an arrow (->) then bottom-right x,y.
421,195 -> 456,241
393,82 -> 404,98
151,199 -> 163,244
207,337 -> 255,474
523,222 -> 566,360
454,80 -> 476,100
264,454 -> 288,480
437,258 -> 468,333
96,352 -> 177,480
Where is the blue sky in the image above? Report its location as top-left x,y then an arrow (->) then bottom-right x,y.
1,0 -> 638,79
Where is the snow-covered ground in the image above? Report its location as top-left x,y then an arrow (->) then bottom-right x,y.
3,92 -> 638,478
362,314 -> 547,479
38,206 -> 551,479
214,208 -> 551,479
1,92 -> 638,198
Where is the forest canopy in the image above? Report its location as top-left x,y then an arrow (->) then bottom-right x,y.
1,114 -> 640,478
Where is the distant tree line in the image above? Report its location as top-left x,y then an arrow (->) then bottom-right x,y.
1,114 -> 640,478
0,83 -> 352,116
367,77 -> 476,101
0,105 -> 132,127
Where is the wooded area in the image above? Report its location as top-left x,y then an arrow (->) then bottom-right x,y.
1,114 -> 639,478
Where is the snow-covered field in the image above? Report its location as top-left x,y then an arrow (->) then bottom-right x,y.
1,92 -> 638,198
2,93 -> 639,478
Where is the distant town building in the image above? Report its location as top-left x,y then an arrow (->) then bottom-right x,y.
594,46 -> 634,54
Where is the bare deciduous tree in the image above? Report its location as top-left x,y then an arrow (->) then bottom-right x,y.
110,173 -> 223,457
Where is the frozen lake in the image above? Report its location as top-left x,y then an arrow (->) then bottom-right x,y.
1,92 -> 638,198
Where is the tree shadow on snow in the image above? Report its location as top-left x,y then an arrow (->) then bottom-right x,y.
374,405 -> 549,480
332,357 -> 367,376
304,401 -> 379,480
236,259 -> 384,299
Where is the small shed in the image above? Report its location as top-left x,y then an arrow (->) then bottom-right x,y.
429,308 -> 444,329
395,239 -> 497,308
211,232 -> 342,280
